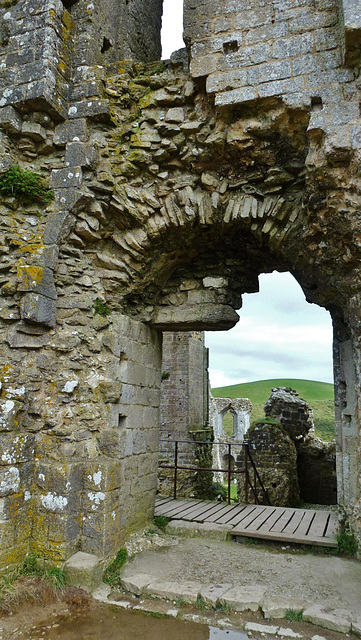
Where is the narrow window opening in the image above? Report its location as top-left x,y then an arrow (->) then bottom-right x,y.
311,96 -> 323,111
223,40 -> 239,54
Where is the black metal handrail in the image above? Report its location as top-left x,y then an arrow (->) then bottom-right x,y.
158,438 -> 270,506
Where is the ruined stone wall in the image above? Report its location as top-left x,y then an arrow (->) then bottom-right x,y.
159,331 -> 209,498
69,0 -> 162,67
160,331 -> 208,438
0,0 -> 361,567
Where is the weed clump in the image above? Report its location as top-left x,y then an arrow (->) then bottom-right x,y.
20,554 -> 66,589
103,549 -> 128,586
0,165 -> 54,203
337,523 -> 358,556
285,609 -> 303,622
153,515 -> 169,532
0,553 -> 66,614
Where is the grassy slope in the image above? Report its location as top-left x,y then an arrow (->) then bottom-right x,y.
211,378 -> 335,441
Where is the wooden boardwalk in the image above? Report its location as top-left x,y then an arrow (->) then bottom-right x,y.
155,497 -> 340,548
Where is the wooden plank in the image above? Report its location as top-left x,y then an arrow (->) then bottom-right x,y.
226,505 -> 265,528
281,510 -> 305,535
207,503 -> 243,523
308,511 -> 329,538
198,502 -> 230,522
156,499 -> 203,517
155,497 -> 174,508
180,500 -> 219,521
292,510 -> 316,537
245,508 -> 286,534
270,508 -> 296,534
163,500 -> 212,519
214,504 -> 250,524
233,529 -> 338,548
154,499 -> 180,515
156,498 -> 339,548
324,513 -> 340,539
154,499 -> 187,515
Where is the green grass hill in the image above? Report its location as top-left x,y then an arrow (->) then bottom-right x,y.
211,378 -> 335,441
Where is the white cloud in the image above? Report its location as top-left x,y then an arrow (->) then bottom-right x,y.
161,0 -> 185,59
206,272 -> 333,387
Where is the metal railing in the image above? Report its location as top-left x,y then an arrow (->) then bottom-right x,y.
158,439 -> 270,505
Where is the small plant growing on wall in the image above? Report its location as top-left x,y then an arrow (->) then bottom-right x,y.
0,165 -> 54,203
93,298 -> 111,317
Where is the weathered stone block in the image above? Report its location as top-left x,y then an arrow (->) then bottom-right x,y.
0,106 -> 22,133
215,86 -> 257,106
303,604 -> 353,633
64,551 -> 103,592
65,142 -> 97,168
54,119 -> 89,146
220,585 -> 267,612
51,167 -> 82,189
20,293 -> 57,328
43,211 -> 75,244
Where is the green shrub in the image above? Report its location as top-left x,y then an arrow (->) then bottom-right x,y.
103,549 -> 128,586
337,524 -> 358,556
0,165 -> 54,203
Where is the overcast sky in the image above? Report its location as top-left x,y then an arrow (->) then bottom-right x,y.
160,5 -> 334,388
161,0 -> 185,58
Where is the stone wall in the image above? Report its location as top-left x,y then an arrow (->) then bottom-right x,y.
237,420 -> 300,507
0,0 -> 361,568
160,331 -> 209,439
159,331 -> 209,497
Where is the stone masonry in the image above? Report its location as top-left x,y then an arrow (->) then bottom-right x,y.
0,0 -> 361,569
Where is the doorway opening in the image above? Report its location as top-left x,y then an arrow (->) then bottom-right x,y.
206,271 -> 336,506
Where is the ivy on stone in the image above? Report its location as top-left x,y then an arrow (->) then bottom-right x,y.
0,164 -> 54,203
93,298 -> 111,317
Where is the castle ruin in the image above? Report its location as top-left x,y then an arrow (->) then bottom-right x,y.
0,0 -> 361,569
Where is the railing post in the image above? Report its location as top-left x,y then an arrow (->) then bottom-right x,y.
227,443 -> 232,504
174,440 -> 178,500
244,441 -> 249,504
254,466 -> 258,504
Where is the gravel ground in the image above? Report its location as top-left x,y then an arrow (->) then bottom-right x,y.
122,534 -> 361,615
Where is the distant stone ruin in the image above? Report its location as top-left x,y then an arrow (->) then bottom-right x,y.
242,388 -> 337,506
265,387 -> 315,440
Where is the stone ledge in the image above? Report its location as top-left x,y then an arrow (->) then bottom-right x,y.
303,604 -> 353,634
165,519 -> 233,541
116,568 -> 360,635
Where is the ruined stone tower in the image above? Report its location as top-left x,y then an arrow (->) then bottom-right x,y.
0,0 -> 361,569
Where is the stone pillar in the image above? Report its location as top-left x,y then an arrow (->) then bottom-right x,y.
160,331 -> 209,438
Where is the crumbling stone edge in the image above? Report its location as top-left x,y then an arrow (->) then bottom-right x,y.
90,575 -> 361,638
